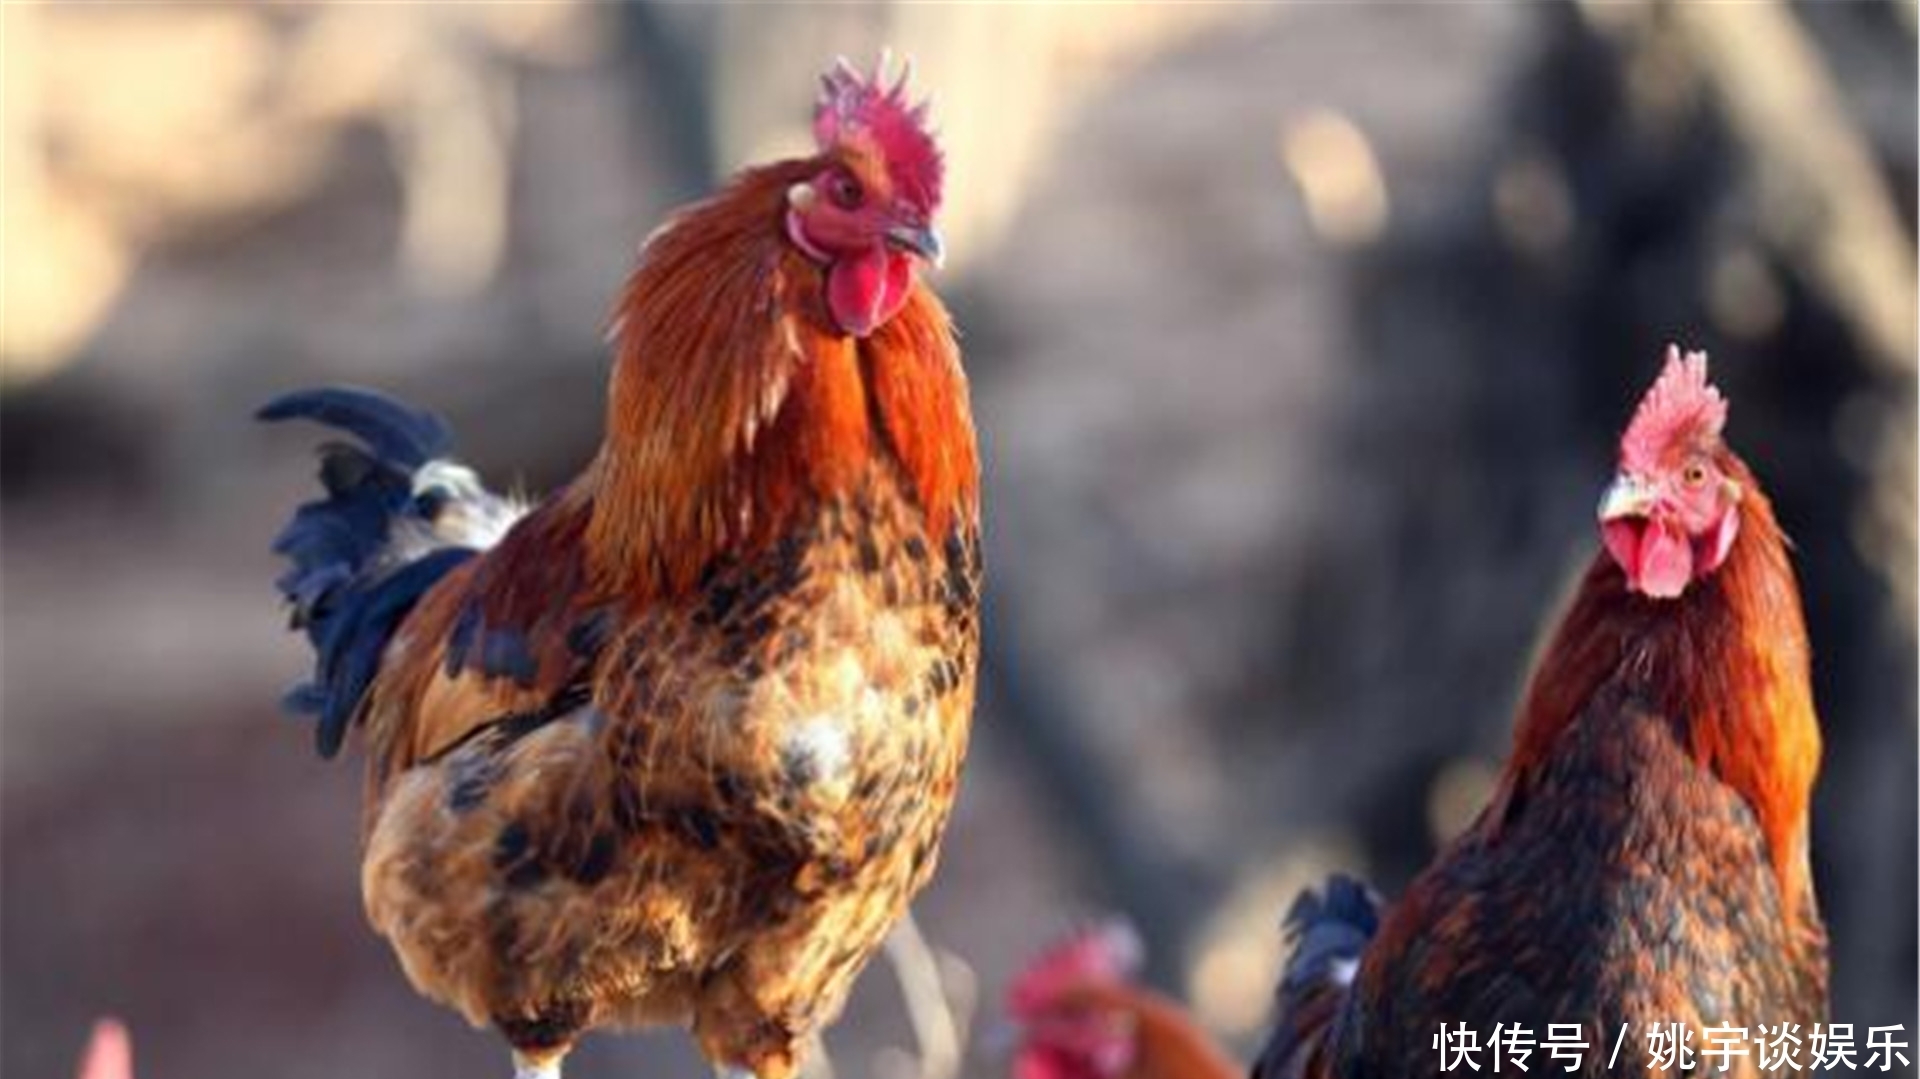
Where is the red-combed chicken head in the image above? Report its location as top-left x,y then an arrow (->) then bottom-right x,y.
786,54 -> 945,339
1599,345 -> 1743,600
1005,922 -> 1146,1079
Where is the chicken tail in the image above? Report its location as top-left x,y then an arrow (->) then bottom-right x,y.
258,386 -> 523,758
1253,874 -> 1381,1079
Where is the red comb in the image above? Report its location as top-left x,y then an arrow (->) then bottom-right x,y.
814,53 -> 943,215
1007,920 -> 1144,1019
1621,345 -> 1729,473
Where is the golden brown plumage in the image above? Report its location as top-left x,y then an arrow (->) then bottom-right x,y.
264,58 -> 977,1079
1253,349 -> 1828,1079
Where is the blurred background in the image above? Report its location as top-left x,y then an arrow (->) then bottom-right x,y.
3,3 -> 1914,1077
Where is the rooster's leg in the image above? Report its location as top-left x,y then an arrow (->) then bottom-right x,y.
883,913 -> 966,1079
513,1051 -> 563,1079
799,1034 -> 837,1079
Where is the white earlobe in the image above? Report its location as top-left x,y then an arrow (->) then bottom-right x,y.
1702,506 -> 1741,573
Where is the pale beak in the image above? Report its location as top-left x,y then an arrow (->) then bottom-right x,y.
886,223 -> 945,268
1598,473 -> 1659,522
978,1018 -> 1020,1058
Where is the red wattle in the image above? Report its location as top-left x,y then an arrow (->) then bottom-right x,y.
826,247 -> 913,338
1635,518 -> 1694,599
1602,519 -> 1641,582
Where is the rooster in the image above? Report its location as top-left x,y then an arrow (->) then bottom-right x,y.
1253,348 -> 1828,1078
261,56 -> 979,1079
1004,922 -> 1241,1079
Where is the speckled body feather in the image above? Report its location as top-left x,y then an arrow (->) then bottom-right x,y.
364,471 -> 980,1075
1256,416 -> 1827,1079
1315,675 -> 1828,1078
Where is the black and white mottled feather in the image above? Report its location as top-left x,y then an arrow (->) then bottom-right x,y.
1252,874 -> 1381,1079
259,386 -> 524,758
1279,875 -> 1379,993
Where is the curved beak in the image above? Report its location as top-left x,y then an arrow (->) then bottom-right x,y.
1598,473 -> 1658,522
886,222 -> 946,268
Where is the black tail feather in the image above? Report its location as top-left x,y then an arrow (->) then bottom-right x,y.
305,547 -> 474,757
261,387 -> 477,758
1253,874 -> 1382,1079
1279,873 -> 1379,993
257,386 -> 452,470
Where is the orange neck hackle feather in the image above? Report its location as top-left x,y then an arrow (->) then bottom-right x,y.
1011,923 -> 1237,1079
584,158 -> 977,597
1072,982 -> 1242,1079
1502,456 -> 1821,908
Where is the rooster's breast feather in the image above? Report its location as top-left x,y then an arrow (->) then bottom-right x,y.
357,461 -> 983,1056
1336,686 -> 1827,1076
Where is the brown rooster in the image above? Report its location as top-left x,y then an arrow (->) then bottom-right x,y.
1004,923 -> 1242,1079
1253,347 -> 1828,1078
260,57 -> 979,1079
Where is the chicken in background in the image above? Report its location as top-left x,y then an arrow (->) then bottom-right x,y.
260,55 -> 979,1079
1253,348 -> 1829,1078
74,1020 -> 133,1079
1005,922 -> 1240,1079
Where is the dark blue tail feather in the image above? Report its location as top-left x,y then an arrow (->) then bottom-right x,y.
261,387 -> 477,758
1279,873 -> 1380,992
1253,874 -> 1382,1079
257,386 -> 452,469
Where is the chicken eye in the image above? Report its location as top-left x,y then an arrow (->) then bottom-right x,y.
827,172 -> 864,210
1682,462 -> 1710,488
